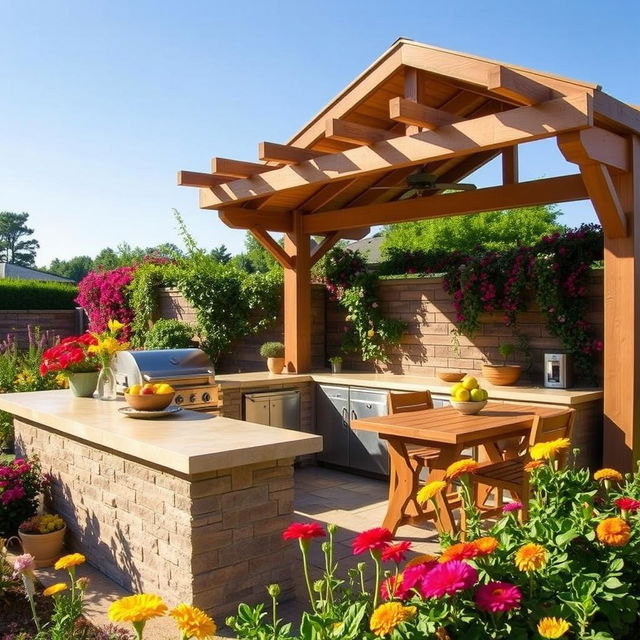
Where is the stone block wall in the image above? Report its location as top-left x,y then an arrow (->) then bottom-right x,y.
0,309 -> 81,348
15,419 -> 295,617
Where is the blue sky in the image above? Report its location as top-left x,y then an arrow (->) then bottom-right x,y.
1,0 -> 638,266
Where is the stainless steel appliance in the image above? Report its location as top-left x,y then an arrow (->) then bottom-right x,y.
243,390 -> 300,430
315,385 -> 389,476
112,349 -> 218,410
544,353 -> 572,388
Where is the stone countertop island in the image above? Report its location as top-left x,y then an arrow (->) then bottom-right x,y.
0,390 -> 322,617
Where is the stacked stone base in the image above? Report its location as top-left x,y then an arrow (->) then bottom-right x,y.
15,418 -> 295,617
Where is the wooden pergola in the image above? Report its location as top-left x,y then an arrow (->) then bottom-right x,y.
179,39 -> 640,469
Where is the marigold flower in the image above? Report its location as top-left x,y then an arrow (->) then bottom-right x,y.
352,527 -> 393,555
529,438 -> 571,461
416,480 -> 447,505
282,522 -> 326,541
108,594 -> 168,623
419,560 -> 478,598
471,536 -> 498,556
615,497 -> 640,512
43,583 -> 68,597
370,602 -> 416,636
404,553 -> 437,569
524,460 -> 544,472
514,543 -> 547,572
444,459 -> 479,480
438,542 -> 478,563
54,553 -> 86,570
474,581 -> 522,613
169,603 -> 217,639
537,617 -> 570,638
594,468 -> 623,483
381,541 -> 412,564
596,517 -> 631,547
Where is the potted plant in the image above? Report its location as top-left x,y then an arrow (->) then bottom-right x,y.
40,333 -> 101,397
260,342 -> 285,374
438,329 -> 467,382
18,514 -> 66,568
481,343 -> 523,386
328,356 -> 343,374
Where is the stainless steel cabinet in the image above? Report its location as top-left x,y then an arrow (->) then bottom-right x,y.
244,390 -> 301,430
315,385 -> 389,475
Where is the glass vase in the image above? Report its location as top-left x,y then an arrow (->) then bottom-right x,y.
97,366 -> 117,401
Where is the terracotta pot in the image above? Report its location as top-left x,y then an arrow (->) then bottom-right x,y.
267,357 -> 285,374
482,364 -> 522,386
437,371 -> 466,382
18,524 -> 66,568
68,371 -> 99,397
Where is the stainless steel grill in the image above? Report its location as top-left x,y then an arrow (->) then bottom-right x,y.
112,349 -> 219,410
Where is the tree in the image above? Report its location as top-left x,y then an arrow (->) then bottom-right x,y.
235,232 -> 280,273
48,255 -> 94,282
381,205 -> 563,255
0,211 -> 40,266
210,244 -> 232,264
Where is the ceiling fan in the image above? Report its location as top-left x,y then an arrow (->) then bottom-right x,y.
371,171 -> 477,200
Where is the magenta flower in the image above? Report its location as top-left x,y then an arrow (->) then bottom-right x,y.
474,582 -> 522,613
418,560 -> 478,598
502,501 -> 524,514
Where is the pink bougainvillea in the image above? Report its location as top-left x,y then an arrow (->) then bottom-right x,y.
75,267 -> 136,340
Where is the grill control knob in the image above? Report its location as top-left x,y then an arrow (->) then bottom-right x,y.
189,393 -> 197,403
175,395 -> 184,405
202,392 -> 211,403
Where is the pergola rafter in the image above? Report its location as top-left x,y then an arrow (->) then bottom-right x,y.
179,39 -> 640,470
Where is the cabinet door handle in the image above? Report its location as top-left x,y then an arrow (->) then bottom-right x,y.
351,410 -> 357,422
341,407 -> 349,428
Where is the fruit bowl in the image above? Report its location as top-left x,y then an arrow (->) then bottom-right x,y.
450,400 -> 487,415
124,391 -> 175,411
438,371 -> 466,382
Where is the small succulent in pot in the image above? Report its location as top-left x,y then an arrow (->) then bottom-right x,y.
19,513 -> 65,534
260,342 -> 285,374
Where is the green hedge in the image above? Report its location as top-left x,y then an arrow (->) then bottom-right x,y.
0,278 -> 78,309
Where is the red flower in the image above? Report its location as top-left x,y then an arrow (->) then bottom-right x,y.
381,541 -> 412,564
615,497 -> 640,512
352,527 -> 393,555
474,582 -> 522,613
282,522 -> 326,541
418,561 -> 478,598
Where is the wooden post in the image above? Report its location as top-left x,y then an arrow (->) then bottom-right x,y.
603,136 -> 640,470
283,211 -> 312,373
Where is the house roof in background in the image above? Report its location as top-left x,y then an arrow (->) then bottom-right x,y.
0,262 -> 75,283
346,236 -> 384,264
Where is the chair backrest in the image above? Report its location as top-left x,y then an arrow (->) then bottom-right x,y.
387,390 -> 434,414
527,408 -> 576,466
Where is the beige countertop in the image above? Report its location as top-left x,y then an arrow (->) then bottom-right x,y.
0,390 -> 322,476
216,370 -> 603,406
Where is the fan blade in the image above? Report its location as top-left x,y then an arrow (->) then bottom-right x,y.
369,186 -> 407,190
398,189 -> 418,200
433,182 -> 477,191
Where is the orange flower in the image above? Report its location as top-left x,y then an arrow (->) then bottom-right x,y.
54,553 -> 85,570
524,460 -> 544,472
444,459 -> 479,480
514,543 -> 547,572
43,583 -> 67,597
594,468 -> 623,483
537,617 -> 570,638
404,553 -> 437,569
438,542 -> 478,563
370,602 -> 417,636
596,517 -> 631,547
471,536 -> 498,556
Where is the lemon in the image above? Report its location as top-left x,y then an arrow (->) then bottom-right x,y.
451,383 -> 464,397
155,383 -> 174,395
454,388 -> 471,402
470,388 -> 484,402
127,384 -> 142,396
461,375 -> 479,391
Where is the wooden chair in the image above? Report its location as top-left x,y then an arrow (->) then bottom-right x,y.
469,408 -> 576,521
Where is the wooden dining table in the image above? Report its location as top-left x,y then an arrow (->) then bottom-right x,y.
351,402 -> 563,534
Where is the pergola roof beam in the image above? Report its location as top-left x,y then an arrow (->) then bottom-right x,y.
302,174 -> 588,234
578,164 -> 627,238
258,142 -> 326,165
325,119 -> 397,146
177,171 -> 229,188
558,127 -> 630,173
201,94 -> 593,209
218,208 -> 292,233
249,227 -> 294,269
389,97 -> 465,129
211,157 -> 276,178
487,66 -> 555,106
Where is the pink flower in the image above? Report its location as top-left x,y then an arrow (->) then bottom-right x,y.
382,541 -> 412,564
418,561 -> 478,598
615,497 -> 640,512
13,554 -> 35,577
352,527 -> 393,555
282,522 -> 326,541
396,562 -> 437,599
380,575 -> 402,601
474,582 -> 522,613
502,501 -> 524,513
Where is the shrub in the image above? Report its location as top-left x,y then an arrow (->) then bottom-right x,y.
0,279 -> 77,310
259,342 -> 285,358
143,319 -> 196,350
0,455 -> 44,537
